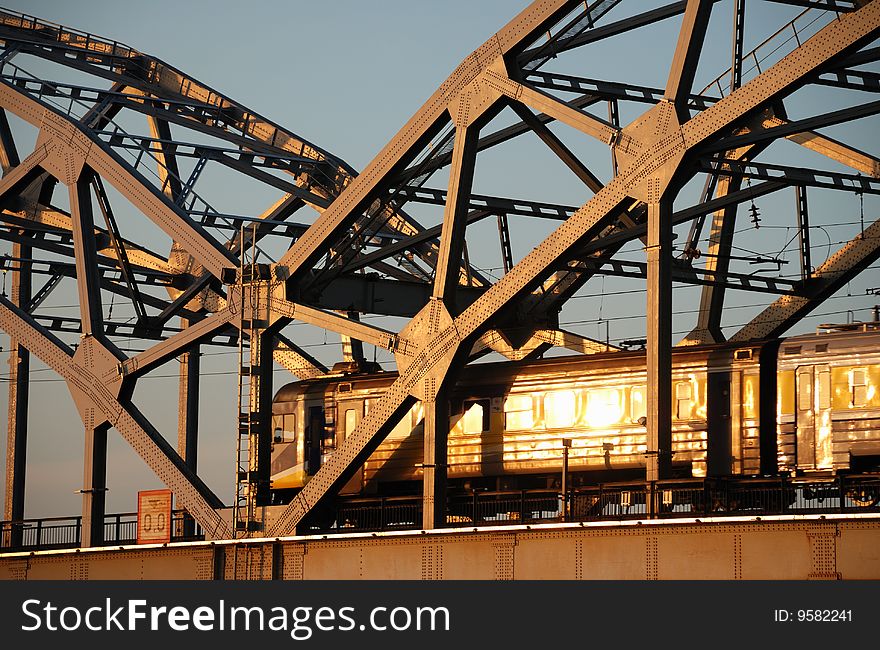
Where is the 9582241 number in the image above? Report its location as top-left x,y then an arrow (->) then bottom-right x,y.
774,610 -> 852,622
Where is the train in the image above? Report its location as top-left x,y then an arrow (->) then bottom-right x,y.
268,322 -> 880,505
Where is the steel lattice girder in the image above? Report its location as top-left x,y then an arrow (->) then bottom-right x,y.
267,0 -> 880,534
0,1 -> 876,540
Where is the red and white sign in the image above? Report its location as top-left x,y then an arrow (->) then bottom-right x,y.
137,489 -> 172,544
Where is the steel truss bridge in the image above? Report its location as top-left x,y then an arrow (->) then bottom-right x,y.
1,0 -> 880,553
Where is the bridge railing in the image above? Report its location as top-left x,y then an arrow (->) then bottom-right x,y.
0,510 -> 202,552
5,476 -> 880,548
314,474 -> 880,534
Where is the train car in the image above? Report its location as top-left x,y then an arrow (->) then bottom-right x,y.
268,323 -> 880,505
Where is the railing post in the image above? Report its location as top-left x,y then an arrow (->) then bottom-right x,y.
380,498 -> 385,531
37,518 -> 43,549
780,476 -> 787,515
838,475 -> 847,513
519,490 -> 526,524
472,490 -> 478,526
115,514 -> 121,543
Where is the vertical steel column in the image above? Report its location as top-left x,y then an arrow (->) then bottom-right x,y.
81,422 -> 108,547
339,311 -> 365,366
177,317 -> 199,538
70,171 -> 108,546
796,185 -> 812,280
4,242 -> 30,546
431,124 -> 479,308
497,214 -> 514,274
730,0 -> 746,93
422,119 -> 479,530
693,175 -> 743,342
422,392 -> 450,530
254,329 -> 275,507
646,197 -> 673,486
607,99 -> 620,177
0,108 -> 28,545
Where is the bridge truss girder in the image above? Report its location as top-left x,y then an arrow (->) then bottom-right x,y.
0,1 -> 877,542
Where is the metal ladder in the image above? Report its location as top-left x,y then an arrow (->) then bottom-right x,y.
233,224 -> 263,540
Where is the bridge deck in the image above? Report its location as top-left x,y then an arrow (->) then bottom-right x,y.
3,513 -> 879,580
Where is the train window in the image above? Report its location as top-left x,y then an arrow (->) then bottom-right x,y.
675,382 -> 693,420
462,401 -> 486,434
851,368 -> 868,407
798,373 -> 812,411
817,369 -> 831,410
344,409 -> 357,438
389,408 -> 413,440
283,413 -> 296,442
544,390 -> 576,429
630,386 -> 646,423
504,394 -> 534,430
585,388 -> 623,427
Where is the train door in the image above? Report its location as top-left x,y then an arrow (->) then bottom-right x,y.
795,365 -> 833,470
305,404 -> 325,476
337,400 -> 364,495
706,371 -> 732,476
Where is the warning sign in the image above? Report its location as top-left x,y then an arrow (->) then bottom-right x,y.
137,489 -> 172,544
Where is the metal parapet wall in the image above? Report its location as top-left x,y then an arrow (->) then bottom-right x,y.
3,515 -> 879,580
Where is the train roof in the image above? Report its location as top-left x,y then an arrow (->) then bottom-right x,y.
272,323 -> 880,402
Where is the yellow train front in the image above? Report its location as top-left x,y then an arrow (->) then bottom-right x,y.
269,324 -> 880,505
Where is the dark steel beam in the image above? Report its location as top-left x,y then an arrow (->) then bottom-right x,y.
311,274 -> 484,318
3,240 -> 29,546
523,70 -> 715,109
90,174 -> 148,323
274,333 -> 327,380
80,423 -> 108,548
645,197 -> 673,483
571,257 -> 801,295
731,215 -> 880,342
69,172 -> 104,337
796,184 -> 812,280
815,67 -> 880,92
177,317 -> 199,538
703,99 -> 880,154
730,0 -> 746,92
518,2 -> 697,64
121,309 -> 237,379
703,157 -> 880,194
664,0 -> 714,122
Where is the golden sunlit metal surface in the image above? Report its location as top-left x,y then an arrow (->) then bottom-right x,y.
1,1 -> 880,572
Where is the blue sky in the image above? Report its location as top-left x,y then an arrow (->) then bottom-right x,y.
1,1 -> 878,519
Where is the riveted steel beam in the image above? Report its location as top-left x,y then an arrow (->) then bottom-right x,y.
0,81 -> 237,278
665,0 -> 714,123
270,0 -> 880,535
730,215 -> 880,342
0,294 -> 229,539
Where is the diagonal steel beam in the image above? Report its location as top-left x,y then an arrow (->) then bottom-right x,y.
0,294 -> 229,538
665,0 -> 715,122
730,216 -> 880,341
271,299 -> 411,355
271,0 -> 880,535
274,333 -> 327,380
275,0 -> 579,279
0,81 -> 238,278
120,308 -> 237,379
